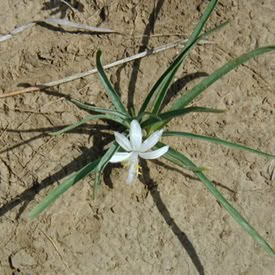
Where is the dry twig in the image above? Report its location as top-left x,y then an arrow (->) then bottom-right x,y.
0,38 -> 212,98
40,229 -> 70,271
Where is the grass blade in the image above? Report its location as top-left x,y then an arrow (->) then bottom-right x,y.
163,131 -> 275,159
155,145 -> 205,172
29,158 -> 100,219
151,22 -> 229,115
49,114 -> 128,136
93,142 -> 119,198
138,0 -> 219,116
71,98 -> 129,119
96,50 -> 128,114
171,46 -> 275,110
142,107 -> 224,129
159,143 -> 275,258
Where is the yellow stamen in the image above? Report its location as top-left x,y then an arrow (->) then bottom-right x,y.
135,164 -> 142,175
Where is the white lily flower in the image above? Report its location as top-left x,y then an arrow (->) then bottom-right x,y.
109,120 -> 169,183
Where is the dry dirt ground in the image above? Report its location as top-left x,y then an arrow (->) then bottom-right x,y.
0,0 -> 274,274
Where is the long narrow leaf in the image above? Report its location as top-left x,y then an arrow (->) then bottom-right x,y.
29,158 -> 100,219
96,50 -> 128,114
138,0 -> 219,116
171,46 -> 275,110
159,143 -> 275,258
155,145 -> 205,172
152,22 -> 229,115
71,98 -> 129,119
49,114 -> 128,136
151,21 -> 227,117
163,131 -> 275,159
142,107 -> 224,129
93,142 -> 119,198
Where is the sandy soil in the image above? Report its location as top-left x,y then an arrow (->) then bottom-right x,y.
0,1 -> 274,274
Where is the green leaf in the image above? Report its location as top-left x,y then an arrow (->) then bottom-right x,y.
160,144 -> 275,258
163,131 -> 275,159
93,142 -> 119,198
171,46 -> 275,110
96,50 -> 128,114
29,158 -> 100,219
138,0 -> 219,116
71,98 -> 129,119
156,146 -> 205,172
142,107 -> 224,129
49,114 -> 128,136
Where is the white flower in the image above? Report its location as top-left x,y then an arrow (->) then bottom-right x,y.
109,119 -> 169,183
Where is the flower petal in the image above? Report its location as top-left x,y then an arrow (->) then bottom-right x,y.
140,129 -> 164,152
139,146 -> 169,160
127,152 -> 138,184
109,152 -> 132,163
129,120 -> 142,150
127,162 -> 136,184
114,132 -> 131,151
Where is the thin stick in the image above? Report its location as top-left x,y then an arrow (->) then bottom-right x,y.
40,229 -> 70,271
0,40 -> 181,98
0,19 -> 115,43
133,33 -> 187,38
0,38 -> 212,98
0,86 -> 41,98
